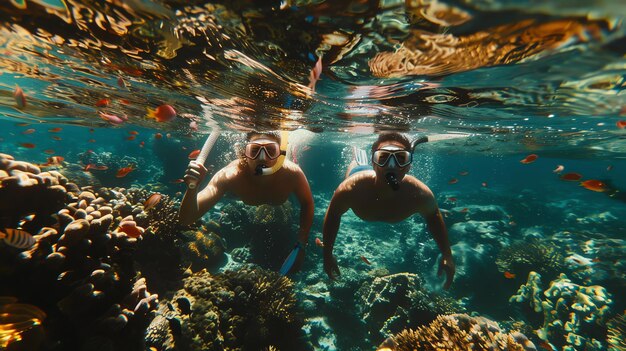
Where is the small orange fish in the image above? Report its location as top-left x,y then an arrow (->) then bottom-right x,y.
95,98 -> 110,107
504,271 -> 516,279
22,128 -> 35,135
448,178 -> 458,184
52,136 -> 62,141
88,139 -> 96,143
460,208 -> 469,213
560,172 -> 582,181
116,165 -> 135,178
360,255 -> 371,265
146,104 -> 176,122
459,171 -> 469,176
93,164 -> 109,170
20,143 -> 36,148
43,149 -> 55,155
139,141 -> 145,147
520,154 -> 538,164
118,222 -> 142,238
315,237 -> 324,248
129,130 -> 139,135
617,120 -> 626,129
0,228 -> 35,249
47,156 -> 64,165
119,99 -> 130,105
170,178 -> 185,184
580,180 -> 606,192
143,193 -> 162,211
15,122 -> 30,127
154,133 -> 163,139
48,127 -> 62,133
126,135 -> 136,141
14,85 -> 26,109
552,165 -> 564,173
188,149 -> 201,159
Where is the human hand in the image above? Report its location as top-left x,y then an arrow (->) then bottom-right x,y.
437,255 -> 455,290
323,252 -> 340,280
184,161 -> 208,187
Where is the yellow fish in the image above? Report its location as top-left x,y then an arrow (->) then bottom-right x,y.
0,229 -> 35,249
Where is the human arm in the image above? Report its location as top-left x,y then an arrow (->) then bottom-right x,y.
421,194 -> 455,289
178,162 -> 227,225
285,169 -> 315,274
322,185 -> 350,279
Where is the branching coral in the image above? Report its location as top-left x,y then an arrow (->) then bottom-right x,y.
146,266 -> 305,351
496,240 -> 565,281
607,312 -> 625,351
357,273 -> 465,341
510,272 -> 613,350
377,313 -> 536,351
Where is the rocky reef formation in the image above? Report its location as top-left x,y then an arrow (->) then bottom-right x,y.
357,272 -> 465,342
376,313 -> 536,351
146,266 -> 306,351
510,271 -> 614,350
0,154 -> 161,350
496,239 -> 565,281
607,312 -> 625,351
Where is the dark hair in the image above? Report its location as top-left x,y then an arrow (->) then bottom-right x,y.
371,132 -> 411,153
246,131 -> 281,144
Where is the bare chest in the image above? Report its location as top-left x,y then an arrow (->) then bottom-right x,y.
229,176 -> 293,206
350,192 -> 419,222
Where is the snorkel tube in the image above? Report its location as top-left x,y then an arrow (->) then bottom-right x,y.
255,130 -> 289,176
188,128 -> 221,189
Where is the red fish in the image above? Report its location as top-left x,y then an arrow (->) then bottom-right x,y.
14,85 -> 26,109
52,136 -> 62,141
504,271 -> 516,279
360,255 -> 371,265
88,139 -> 96,143
48,127 -> 62,133
129,131 -> 139,135
47,156 -> 64,165
580,180 -> 606,192
43,149 -> 55,155
308,55 -> 323,91
154,133 -> 163,139
146,104 -> 176,122
617,120 -> 626,129
448,178 -> 458,184
119,99 -> 130,105
315,237 -> 324,248
116,165 -> 135,178
447,197 -> 457,202
560,172 -> 582,181
117,221 -> 143,238
520,154 -> 538,164
20,143 -> 36,148
126,135 -> 136,141
188,149 -> 201,159
139,141 -> 145,147
143,193 -> 162,210
170,178 -> 185,184
95,98 -> 110,107
22,128 -> 35,135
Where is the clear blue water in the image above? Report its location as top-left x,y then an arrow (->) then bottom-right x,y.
0,1 -> 625,351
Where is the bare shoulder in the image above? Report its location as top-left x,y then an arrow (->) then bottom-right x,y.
336,170 -> 374,196
404,175 -> 435,199
211,160 -> 242,185
281,159 -> 306,176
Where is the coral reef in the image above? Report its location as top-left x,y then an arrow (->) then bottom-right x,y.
0,155 -> 158,350
510,272 -> 613,350
607,312 -> 625,351
0,153 -> 70,228
249,203 -> 295,270
496,240 -> 565,281
179,229 -> 225,270
357,272 -> 465,341
376,313 -> 536,351
146,266 -> 306,351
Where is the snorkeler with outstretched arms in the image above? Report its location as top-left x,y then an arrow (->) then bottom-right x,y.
322,132 -> 455,289
179,131 -> 314,274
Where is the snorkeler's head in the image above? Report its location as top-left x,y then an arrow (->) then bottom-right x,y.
242,131 -> 282,174
371,132 -> 412,190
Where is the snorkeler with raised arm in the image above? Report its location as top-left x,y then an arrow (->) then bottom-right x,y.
179,131 -> 314,275
323,132 -> 456,289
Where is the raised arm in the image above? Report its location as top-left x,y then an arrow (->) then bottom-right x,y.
322,185 -> 351,279
419,190 -> 455,289
179,163 -> 228,225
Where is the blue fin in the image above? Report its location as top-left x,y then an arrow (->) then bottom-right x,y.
279,244 -> 301,275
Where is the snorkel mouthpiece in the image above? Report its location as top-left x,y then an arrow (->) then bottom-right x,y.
385,172 -> 399,191
255,164 -> 266,175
